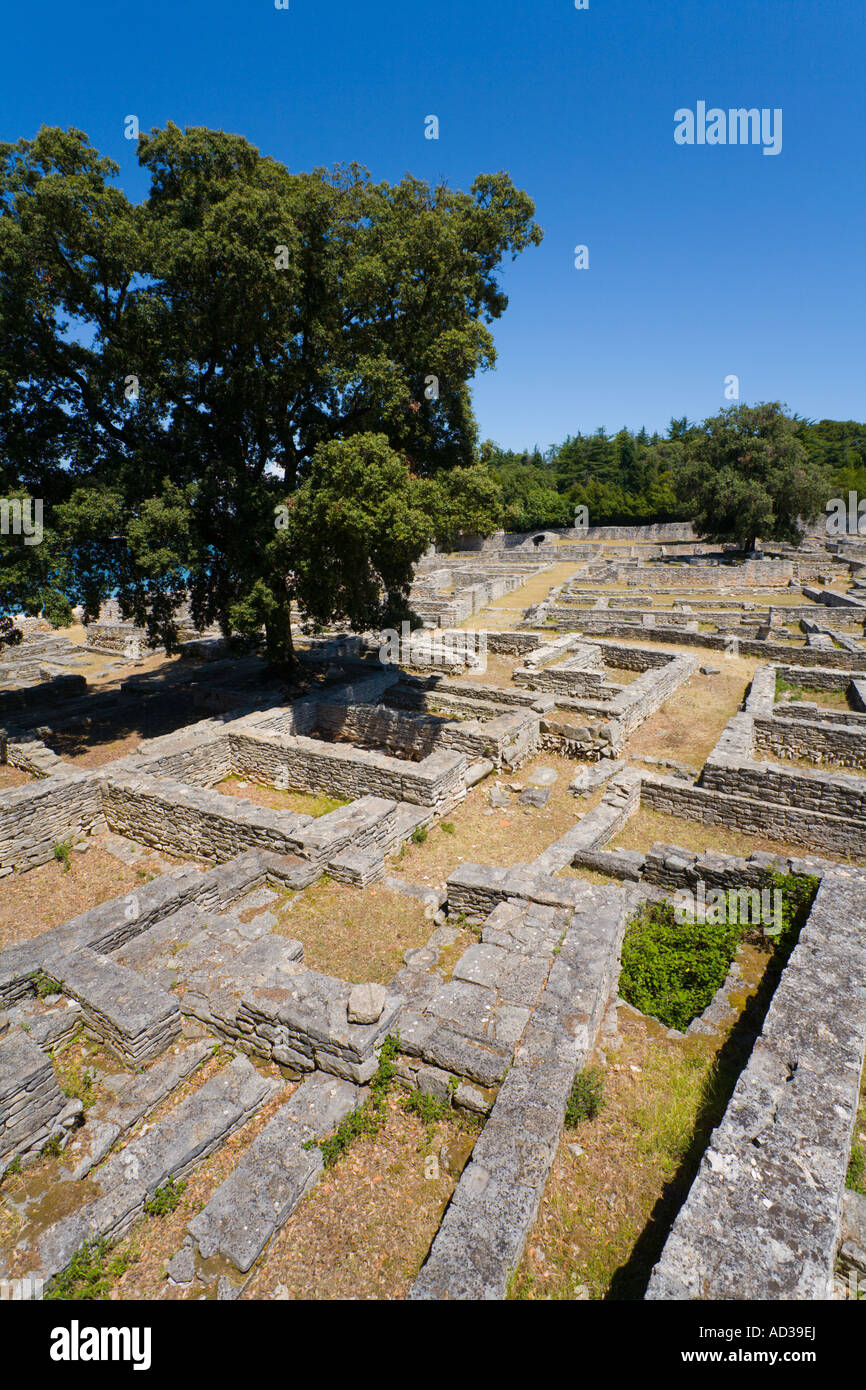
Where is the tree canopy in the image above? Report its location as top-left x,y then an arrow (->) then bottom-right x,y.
0,123 -> 541,661
671,402 -> 830,550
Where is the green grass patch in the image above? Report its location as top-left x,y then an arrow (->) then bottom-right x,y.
565,1067 -> 606,1127
308,1035 -> 401,1168
619,874 -> 818,1031
45,1237 -> 138,1300
52,839 -> 73,872
848,1144 -> 866,1196
143,1177 -> 187,1217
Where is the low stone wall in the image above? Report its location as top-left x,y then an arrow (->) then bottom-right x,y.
777,663 -> 866,693
0,771 -> 103,874
101,771 -> 314,863
531,769 -> 643,874
642,772 -> 865,856
411,882 -> 629,1299
230,974 -> 402,1084
129,730 -> 233,786
43,947 -> 182,1066
1,727 -> 67,778
646,868 -> 866,1300
0,675 -> 86,715
539,652 -> 697,757
701,732 -> 866,820
230,730 -> 467,812
0,1030 -> 67,1169
100,769 -> 407,869
0,855 -> 271,1007
754,714 -> 866,768
543,617 -> 866,669
313,701 -> 538,769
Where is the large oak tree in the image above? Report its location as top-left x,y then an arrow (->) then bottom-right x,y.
673,402 -> 829,552
0,124 -> 541,663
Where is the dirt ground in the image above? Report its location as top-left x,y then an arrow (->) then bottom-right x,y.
625,660 -> 759,769
510,941 -> 772,1300
271,878 -> 438,984
0,846 -> 185,952
242,1093 -> 473,1301
388,752 -> 607,887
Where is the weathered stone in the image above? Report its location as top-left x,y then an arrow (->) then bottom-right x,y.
347,982 -> 387,1025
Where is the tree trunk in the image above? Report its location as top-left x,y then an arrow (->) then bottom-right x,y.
264,599 -> 296,672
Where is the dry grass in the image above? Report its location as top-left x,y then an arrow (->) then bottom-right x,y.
460,562 -> 582,630
389,752 -> 607,886
0,847 -> 170,952
625,662 -> 758,768
242,1093 -> 468,1300
448,653 -> 521,687
217,777 -> 349,818
271,879 -> 435,984
776,684 -> 854,711
105,1059 -> 292,1301
510,943 -> 770,1300
0,764 -> 34,788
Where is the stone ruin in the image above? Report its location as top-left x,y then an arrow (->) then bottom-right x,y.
0,536 -> 865,1302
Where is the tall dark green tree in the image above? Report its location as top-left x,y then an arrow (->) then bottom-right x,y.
673,403 -> 830,550
0,124 -> 542,664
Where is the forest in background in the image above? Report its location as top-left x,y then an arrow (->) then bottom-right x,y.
482,418 -> 866,532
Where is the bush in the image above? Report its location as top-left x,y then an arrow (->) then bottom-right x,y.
402,1090 -> 452,1126
565,1067 -> 605,1126
30,970 -> 62,998
411,826 -> 428,845
765,871 -> 819,958
45,1238 -> 137,1300
619,900 -> 740,1032
143,1177 -> 187,1217
53,840 -> 73,872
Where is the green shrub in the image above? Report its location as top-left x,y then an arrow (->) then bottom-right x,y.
53,840 -> 73,872
311,1035 -> 401,1168
620,876 -> 818,1032
45,1238 -> 137,1300
565,1067 -> 606,1127
411,826 -> 428,845
30,970 -> 63,999
619,900 -> 740,1032
440,822 -> 456,835
143,1177 -> 187,1217
765,871 -> 819,957
402,1090 -> 452,1126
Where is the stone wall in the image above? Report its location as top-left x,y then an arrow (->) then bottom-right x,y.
0,771 -> 103,874
0,854 -> 270,1007
230,729 -> 467,812
0,1031 -> 67,1169
754,714 -> 866,768
646,868 -> 866,1300
642,772 -> 865,856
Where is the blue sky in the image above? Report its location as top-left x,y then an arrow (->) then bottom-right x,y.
2,0 -> 864,450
